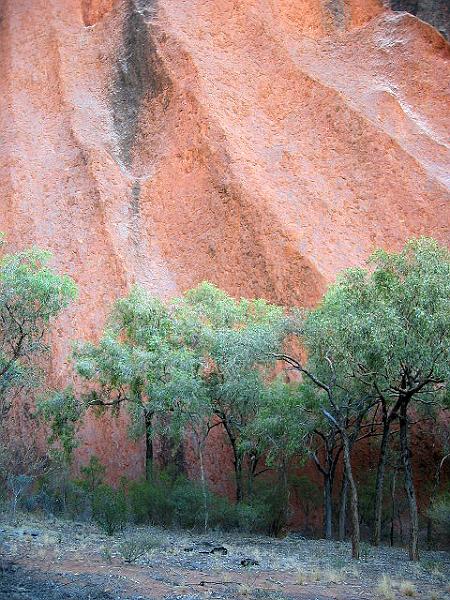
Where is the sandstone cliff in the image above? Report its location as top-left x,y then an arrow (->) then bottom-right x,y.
0,0 -> 449,480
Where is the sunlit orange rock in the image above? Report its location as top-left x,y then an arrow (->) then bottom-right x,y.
0,0 -> 448,492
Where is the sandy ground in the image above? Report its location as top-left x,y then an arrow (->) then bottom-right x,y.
0,513 -> 448,600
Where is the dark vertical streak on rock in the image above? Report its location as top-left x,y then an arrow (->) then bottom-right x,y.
110,0 -> 170,166
325,0 -> 346,30
130,179 -> 141,247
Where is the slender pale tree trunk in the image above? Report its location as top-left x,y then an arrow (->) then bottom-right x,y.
338,471 -> 348,541
280,458 -> 290,530
198,443 -> 209,532
390,466 -> 398,547
235,455 -> 244,503
323,473 -> 333,540
342,434 -> 360,559
399,401 -> 419,561
372,420 -> 390,545
427,453 -> 449,549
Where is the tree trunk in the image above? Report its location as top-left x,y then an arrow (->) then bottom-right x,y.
323,473 -> 333,540
198,444 -> 209,532
372,420 -> 390,546
281,459 -> 290,529
390,466 -> 398,547
342,434 -> 360,559
247,453 -> 260,500
235,455 -> 244,503
399,401 -> 419,561
144,411 -> 153,480
338,471 -> 348,541
427,453 -> 449,549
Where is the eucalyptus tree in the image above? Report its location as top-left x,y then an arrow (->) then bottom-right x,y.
0,236 -> 77,417
248,378 -> 312,532
278,238 -> 449,561
148,345 -> 215,530
40,286 -> 174,475
346,238 -> 449,559
277,351 -> 373,559
170,282 -> 287,503
254,375 -> 344,540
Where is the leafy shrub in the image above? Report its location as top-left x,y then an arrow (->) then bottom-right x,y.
127,479 -> 153,524
33,451 -> 88,518
118,532 -> 163,563
428,491 -> 450,531
77,456 -> 106,495
126,473 -> 174,526
92,484 -> 127,535
209,494 -> 240,531
169,477 -> 207,528
126,470 -> 241,531
237,479 -> 290,535
125,469 -> 290,534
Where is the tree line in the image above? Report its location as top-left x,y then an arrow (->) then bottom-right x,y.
1,234 -> 449,560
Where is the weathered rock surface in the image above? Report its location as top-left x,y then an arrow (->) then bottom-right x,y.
0,0 -> 449,483
390,0 -> 450,39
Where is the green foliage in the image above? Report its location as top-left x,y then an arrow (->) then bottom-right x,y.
37,388 -> 82,461
77,455 -> 106,495
123,468 -> 283,533
33,451 -> 86,517
237,478 -> 290,535
169,476 -> 210,529
291,475 -> 321,518
151,282 -> 287,502
0,241 -> 77,405
127,479 -> 155,524
428,490 -> 450,532
92,484 -> 127,535
55,281 -> 287,508
74,286 -> 173,418
118,532 -> 163,563
126,471 -> 229,530
302,237 -> 450,406
249,378 -> 310,467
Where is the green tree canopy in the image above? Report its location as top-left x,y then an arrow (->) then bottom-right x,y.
277,237 -> 450,560
0,238 -> 77,413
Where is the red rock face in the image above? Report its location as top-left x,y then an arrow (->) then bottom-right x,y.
0,0 -> 449,486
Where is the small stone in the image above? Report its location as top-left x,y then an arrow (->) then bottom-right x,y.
241,558 -> 259,567
211,546 -> 228,555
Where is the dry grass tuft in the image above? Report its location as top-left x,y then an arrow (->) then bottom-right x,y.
377,574 -> 395,600
295,570 -> 307,585
239,584 -> 252,597
296,567 -> 343,585
399,580 -> 417,597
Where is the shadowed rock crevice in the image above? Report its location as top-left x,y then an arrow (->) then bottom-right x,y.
390,0 -> 449,38
110,0 -> 171,167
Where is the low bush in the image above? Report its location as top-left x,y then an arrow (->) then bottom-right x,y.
169,477 -> 207,529
77,456 -> 106,495
126,470 -> 288,534
92,484 -> 127,535
126,471 -> 237,531
428,492 -> 450,532
127,479 -> 154,524
118,532 -> 163,563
